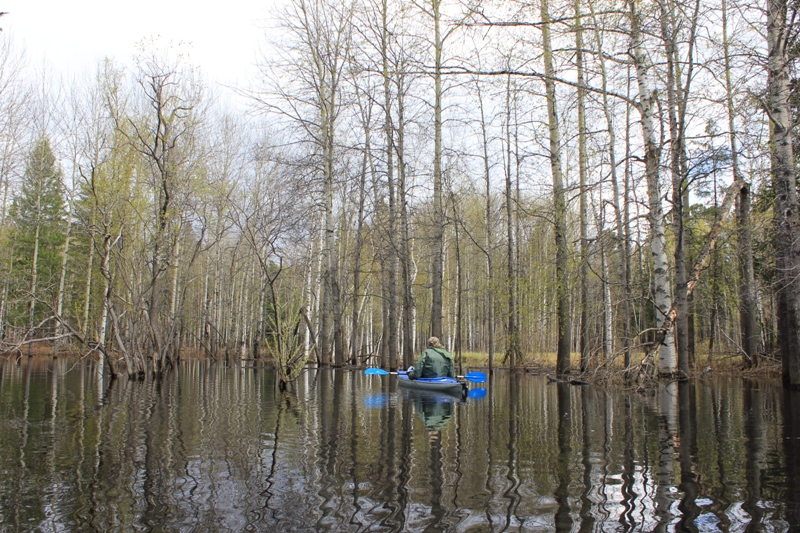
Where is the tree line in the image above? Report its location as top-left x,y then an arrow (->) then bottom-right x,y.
0,0 -> 799,386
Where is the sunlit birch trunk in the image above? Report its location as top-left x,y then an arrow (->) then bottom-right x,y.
659,0 -> 700,377
629,0 -> 676,375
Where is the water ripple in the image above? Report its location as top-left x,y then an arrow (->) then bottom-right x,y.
1,362 -> 800,531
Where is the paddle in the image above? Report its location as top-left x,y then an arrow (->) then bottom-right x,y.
364,368 -> 394,375
364,367 -> 487,383
464,371 -> 487,383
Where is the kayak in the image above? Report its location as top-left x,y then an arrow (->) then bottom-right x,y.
397,370 -> 467,396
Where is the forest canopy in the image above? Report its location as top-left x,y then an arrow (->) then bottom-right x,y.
1,0 -> 799,386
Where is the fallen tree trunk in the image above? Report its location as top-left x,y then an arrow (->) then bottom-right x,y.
629,174 -> 745,383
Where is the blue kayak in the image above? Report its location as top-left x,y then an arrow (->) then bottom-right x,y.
397,370 -> 466,396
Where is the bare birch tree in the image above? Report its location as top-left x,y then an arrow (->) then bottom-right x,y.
628,0 -> 677,376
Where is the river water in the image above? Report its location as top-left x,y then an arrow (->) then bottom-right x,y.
1,358 -> 799,532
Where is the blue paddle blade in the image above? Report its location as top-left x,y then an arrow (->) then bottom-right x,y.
465,372 -> 487,383
364,368 -> 389,375
467,388 -> 488,399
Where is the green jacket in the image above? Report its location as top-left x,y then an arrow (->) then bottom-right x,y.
408,347 -> 455,379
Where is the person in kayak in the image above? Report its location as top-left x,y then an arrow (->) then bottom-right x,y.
407,337 -> 456,379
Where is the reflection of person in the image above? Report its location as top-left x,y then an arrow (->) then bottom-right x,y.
407,337 -> 455,379
415,392 -> 454,431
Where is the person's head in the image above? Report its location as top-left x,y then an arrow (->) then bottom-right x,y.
428,336 -> 442,348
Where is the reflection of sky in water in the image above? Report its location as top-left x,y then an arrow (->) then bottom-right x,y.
695,512 -> 721,532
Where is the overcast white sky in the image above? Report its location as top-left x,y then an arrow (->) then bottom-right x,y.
3,0 -> 280,85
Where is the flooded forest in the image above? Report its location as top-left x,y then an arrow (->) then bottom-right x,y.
1,0 -> 800,384
3,0 -> 800,530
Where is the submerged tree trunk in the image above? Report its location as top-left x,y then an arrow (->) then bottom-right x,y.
575,0 -> 590,373
82,228 -> 95,340
320,229 -> 331,365
397,76 -> 416,369
541,0 -> 571,376
476,78 -> 495,374
28,212 -> 41,352
504,75 -> 521,369
601,228 -> 613,359
321,87 -> 342,367
386,169 -> 399,372
382,3 -> 399,371
325,113 -> 345,367
55,197 -> 73,351
722,0 -> 758,366
590,3 -> 633,370
767,0 -> 800,386
738,185 -> 758,365
634,155 -> 746,378
430,0 -> 444,341
294,0 -> 351,368
661,0 -> 689,378
629,0 -> 676,376
659,0 -> 700,378
452,196 -> 464,373
350,102 -> 369,367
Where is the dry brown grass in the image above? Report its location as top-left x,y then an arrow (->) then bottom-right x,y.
452,349 -> 782,379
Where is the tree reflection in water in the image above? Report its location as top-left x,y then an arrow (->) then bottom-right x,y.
1,360 -> 800,532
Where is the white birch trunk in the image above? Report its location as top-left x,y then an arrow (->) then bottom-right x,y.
602,242 -> 613,358
55,202 -> 72,346
630,0 -> 676,374
82,231 -> 94,339
28,216 -> 41,338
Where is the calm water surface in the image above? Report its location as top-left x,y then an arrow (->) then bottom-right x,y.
1,358 -> 799,532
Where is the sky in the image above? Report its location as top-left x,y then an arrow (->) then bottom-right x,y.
3,0 -> 281,86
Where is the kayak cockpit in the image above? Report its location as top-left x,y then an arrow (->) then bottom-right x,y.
397,370 -> 467,398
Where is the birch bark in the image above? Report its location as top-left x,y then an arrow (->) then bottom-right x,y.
629,0 -> 676,375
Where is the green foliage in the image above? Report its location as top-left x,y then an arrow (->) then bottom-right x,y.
7,136 -> 66,325
12,137 -> 65,229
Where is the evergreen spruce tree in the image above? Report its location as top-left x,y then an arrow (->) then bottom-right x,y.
9,136 -> 66,330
